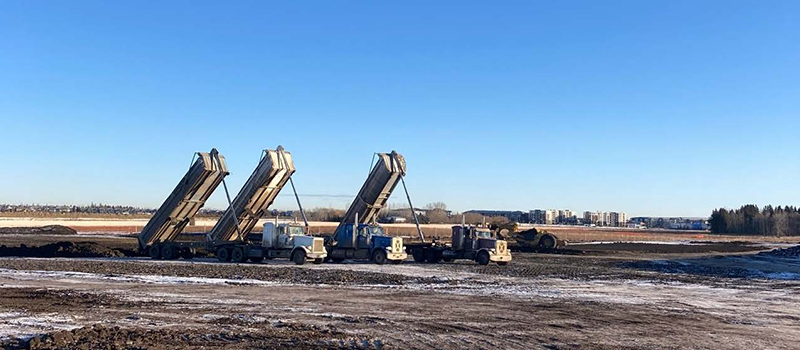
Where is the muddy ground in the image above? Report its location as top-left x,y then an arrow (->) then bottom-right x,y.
0,234 -> 799,349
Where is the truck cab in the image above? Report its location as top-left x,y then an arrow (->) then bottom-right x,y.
448,225 -> 511,265
329,223 -> 407,264
262,222 -> 327,265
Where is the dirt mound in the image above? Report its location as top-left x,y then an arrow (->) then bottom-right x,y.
0,241 -> 128,258
757,245 -> 800,258
0,225 -> 77,235
5,323 -> 382,350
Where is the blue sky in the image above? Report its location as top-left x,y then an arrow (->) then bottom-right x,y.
1,1 -> 798,217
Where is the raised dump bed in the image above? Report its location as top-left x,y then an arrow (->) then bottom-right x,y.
137,149 -> 228,252
208,146 -> 296,243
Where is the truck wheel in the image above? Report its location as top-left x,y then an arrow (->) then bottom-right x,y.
216,247 -> 231,262
292,249 -> 306,265
412,249 -> 425,263
539,235 -> 556,250
313,258 -> 324,265
372,250 -> 387,265
476,251 -> 490,265
148,245 -> 161,260
249,256 -> 264,263
231,247 -> 245,263
161,245 -> 177,260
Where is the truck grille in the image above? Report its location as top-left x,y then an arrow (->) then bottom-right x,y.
313,238 -> 324,253
496,240 -> 508,255
392,237 -> 403,253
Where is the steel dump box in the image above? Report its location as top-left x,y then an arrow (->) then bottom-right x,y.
334,151 -> 406,243
137,149 -> 228,251
208,147 -> 296,243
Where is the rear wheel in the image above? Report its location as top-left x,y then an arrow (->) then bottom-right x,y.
476,250 -> 490,265
292,249 -> 307,265
216,247 -> 231,262
231,247 -> 245,263
372,250 -> 388,265
161,245 -> 177,260
148,245 -> 161,260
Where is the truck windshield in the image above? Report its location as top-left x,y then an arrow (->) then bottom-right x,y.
368,225 -> 385,236
288,226 -> 305,236
475,230 -> 492,239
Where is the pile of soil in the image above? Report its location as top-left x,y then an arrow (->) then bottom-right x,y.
0,242 -> 129,258
6,324 -> 381,350
757,245 -> 800,258
0,225 -> 77,235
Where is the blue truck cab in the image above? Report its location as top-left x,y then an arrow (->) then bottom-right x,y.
327,223 -> 407,264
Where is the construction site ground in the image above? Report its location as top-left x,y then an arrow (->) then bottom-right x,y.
0,233 -> 799,349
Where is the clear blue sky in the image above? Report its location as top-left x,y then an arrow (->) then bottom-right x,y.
1,1 -> 798,217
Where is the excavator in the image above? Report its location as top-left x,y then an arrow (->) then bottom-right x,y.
324,151 -> 408,264
490,221 -> 562,251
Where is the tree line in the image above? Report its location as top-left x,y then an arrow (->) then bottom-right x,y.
709,205 -> 800,236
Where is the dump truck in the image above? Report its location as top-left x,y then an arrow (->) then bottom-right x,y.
139,146 -> 326,264
137,148 -> 228,260
406,224 -> 512,265
324,151 -> 407,264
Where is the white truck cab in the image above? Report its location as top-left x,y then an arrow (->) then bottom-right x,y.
263,222 -> 327,264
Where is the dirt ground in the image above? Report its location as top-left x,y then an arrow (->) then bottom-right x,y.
0,234 -> 798,349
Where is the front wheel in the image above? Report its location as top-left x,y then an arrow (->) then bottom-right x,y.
412,249 -> 425,263
372,250 -> 387,265
539,235 -> 556,250
292,249 -> 307,265
476,251 -> 490,266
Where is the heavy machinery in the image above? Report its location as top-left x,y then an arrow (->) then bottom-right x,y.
491,222 -> 562,251
139,146 -> 326,264
324,151 -> 407,264
205,146 -> 325,264
406,221 -> 512,265
137,148 -> 228,259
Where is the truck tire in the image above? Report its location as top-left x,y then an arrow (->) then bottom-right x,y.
216,247 -> 231,262
412,248 -> 426,263
372,250 -> 387,265
539,235 -> 556,250
161,245 -> 177,260
148,245 -> 161,260
231,247 -> 245,263
292,249 -> 306,265
476,250 -> 490,266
